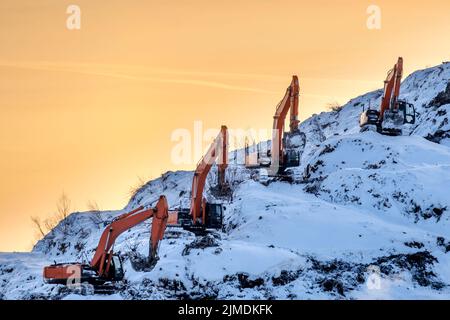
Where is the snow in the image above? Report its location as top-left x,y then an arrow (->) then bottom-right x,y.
303,133 -> 450,226
63,293 -> 123,300
0,252 -> 56,299
352,272 -> 448,300
1,62 -> 450,300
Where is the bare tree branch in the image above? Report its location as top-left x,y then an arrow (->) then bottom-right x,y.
87,200 -> 104,225
87,200 -> 100,212
31,216 -> 45,238
128,176 -> 147,200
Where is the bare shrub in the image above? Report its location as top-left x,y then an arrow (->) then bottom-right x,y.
31,192 -> 73,240
55,192 -> 71,234
87,200 -> 100,212
31,216 -> 46,240
128,176 -> 147,200
87,200 -> 104,225
327,102 -> 343,113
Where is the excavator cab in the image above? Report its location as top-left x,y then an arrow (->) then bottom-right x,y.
109,254 -> 124,281
86,253 -> 124,283
398,100 -> 416,124
280,130 -> 304,171
204,203 -> 223,229
177,202 -> 223,232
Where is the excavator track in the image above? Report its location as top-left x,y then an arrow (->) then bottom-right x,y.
93,283 -> 120,295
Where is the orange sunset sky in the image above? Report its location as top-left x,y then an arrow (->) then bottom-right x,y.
0,0 -> 449,251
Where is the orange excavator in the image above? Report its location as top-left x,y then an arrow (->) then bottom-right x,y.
245,75 -> 301,175
171,125 -> 228,232
360,57 -> 416,136
43,195 -> 169,285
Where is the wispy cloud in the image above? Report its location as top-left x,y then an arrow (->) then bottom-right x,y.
0,61 -> 278,94
0,60 -> 362,99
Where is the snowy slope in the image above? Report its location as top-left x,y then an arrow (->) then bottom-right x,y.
1,62 -> 450,300
303,132 -> 450,225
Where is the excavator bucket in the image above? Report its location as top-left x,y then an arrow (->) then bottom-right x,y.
382,109 -> 404,136
148,196 -> 169,264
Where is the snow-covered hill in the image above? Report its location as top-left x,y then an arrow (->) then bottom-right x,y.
1,62 -> 450,300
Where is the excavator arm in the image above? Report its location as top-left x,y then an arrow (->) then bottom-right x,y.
190,125 -> 228,225
271,75 -> 299,170
289,76 -> 300,132
379,57 -> 403,120
91,195 -> 169,277
392,57 -> 404,110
